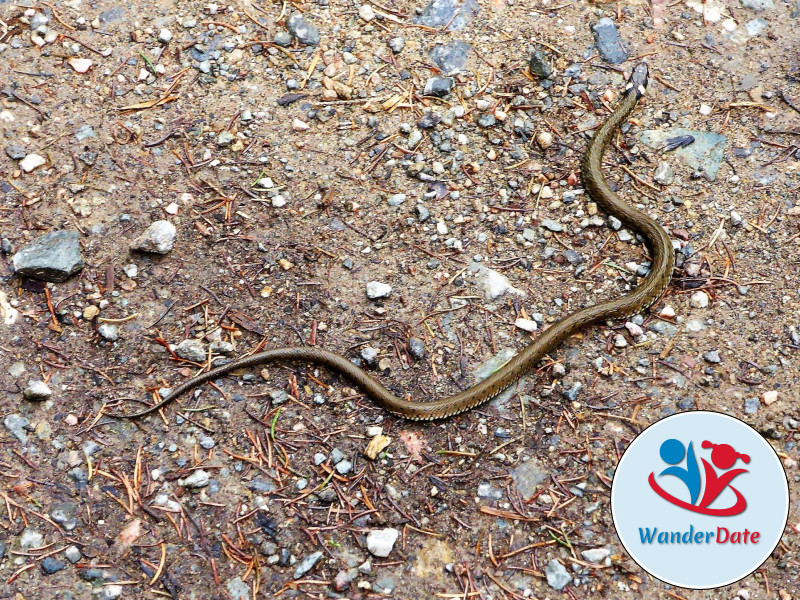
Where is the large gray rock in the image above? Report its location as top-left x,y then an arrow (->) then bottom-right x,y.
592,18 -> 629,64
12,230 -> 84,282
640,128 -> 727,181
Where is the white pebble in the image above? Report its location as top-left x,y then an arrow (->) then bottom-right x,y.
690,291 -> 709,309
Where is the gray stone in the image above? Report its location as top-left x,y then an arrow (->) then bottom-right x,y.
562,382 -> 583,401
23,380 -> 52,401
408,337 -> 425,360
294,551 -> 323,579
541,219 -> 563,232
366,528 -> 399,557
248,478 -> 277,493
414,0 -> 479,30
741,0 -> 773,10
424,77 -> 454,98
130,220 -> 176,254
217,131 -> 235,147
12,230 -> 84,282
703,351 -> 721,364
416,205 -> 430,222
477,482 -> 503,499
512,459 -> 548,500
98,324 -> 119,341
591,18 -> 629,64
361,347 -> 379,368
477,113 -> 496,127
744,397 -> 759,414
20,528 -> 43,549
640,128 -> 727,181
41,557 -> 66,574
387,193 -> 406,207
227,576 -> 250,600
175,339 -> 206,362
5,145 -> 26,159
608,215 -> 623,230
181,470 -> 210,488
581,548 -> 610,563
335,460 -> 352,474
273,31 -> 292,47
654,161 -> 674,185
473,265 -> 524,299
529,48 -> 552,78
430,40 -> 471,74
388,37 -> 405,53
745,18 -> 767,36
366,281 -> 392,299
545,559 -> 571,590
50,502 -> 79,531
4,414 -> 30,444
287,13 -> 320,46
64,545 -> 82,563
269,390 -> 289,405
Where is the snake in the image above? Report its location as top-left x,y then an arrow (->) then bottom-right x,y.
112,62 -> 673,422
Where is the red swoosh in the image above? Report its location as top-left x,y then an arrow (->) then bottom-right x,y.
648,473 -> 747,516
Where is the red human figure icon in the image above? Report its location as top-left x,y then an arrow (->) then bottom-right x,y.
698,441 -> 750,510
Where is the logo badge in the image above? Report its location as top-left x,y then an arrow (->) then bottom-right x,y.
612,411 -> 789,589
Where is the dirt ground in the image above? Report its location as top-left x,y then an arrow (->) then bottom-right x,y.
1,0 -> 799,598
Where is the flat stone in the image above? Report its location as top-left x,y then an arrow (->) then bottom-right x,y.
690,291 -> 710,308
581,548 -> 611,563
366,281 -> 392,299
19,153 -> 46,173
287,13 -> 320,46
180,470 -> 210,488
414,0 -> 479,30
175,339 -> 206,362
13,230 -> 84,282
741,0 -> 774,9
130,220 -> 176,254
424,77 -> 454,98
4,414 -> 29,444
512,459 -> 548,500
472,264 -> 525,299
367,528 -> 399,557
408,337 -> 426,359
545,559 -> 571,590
294,551 -> 323,579
41,557 -> 66,574
541,219 -> 563,232
98,324 -> 119,341
23,380 -> 52,401
430,40 -> 471,74
592,18 -> 629,64
5,145 -> 26,160
227,577 -> 250,600
654,161 -> 674,185
640,128 -> 727,181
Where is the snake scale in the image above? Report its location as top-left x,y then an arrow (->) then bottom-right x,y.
112,62 -> 674,422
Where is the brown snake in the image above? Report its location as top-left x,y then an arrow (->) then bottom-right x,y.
112,63 -> 674,422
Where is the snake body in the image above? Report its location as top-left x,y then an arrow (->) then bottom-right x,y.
115,63 -> 673,422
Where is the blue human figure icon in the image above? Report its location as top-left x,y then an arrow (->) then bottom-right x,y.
658,439 -> 701,505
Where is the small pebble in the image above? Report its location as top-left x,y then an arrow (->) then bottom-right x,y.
366,281 -> 392,299
23,380 -> 52,401
690,291 -> 709,308
366,528 -> 399,557
762,390 -> 778,405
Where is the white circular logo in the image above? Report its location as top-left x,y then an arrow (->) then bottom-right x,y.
611,411 -> 789,589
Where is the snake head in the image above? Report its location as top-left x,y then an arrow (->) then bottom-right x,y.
626,62 -> 649,98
